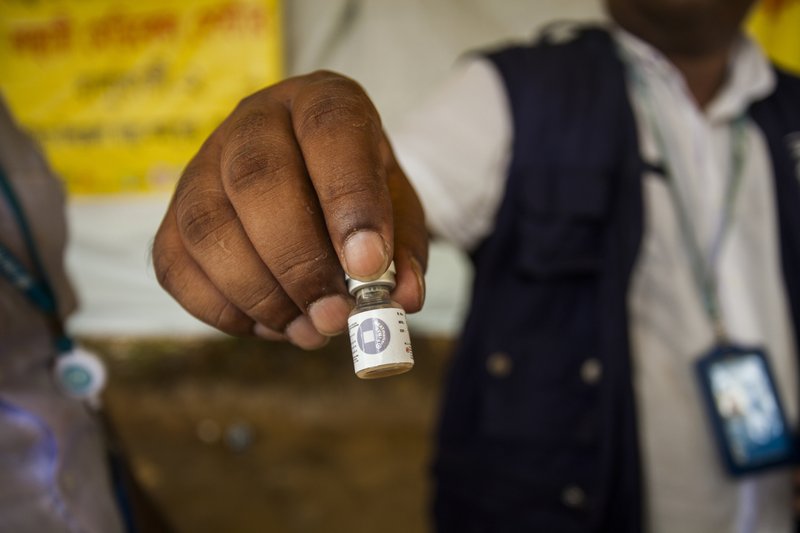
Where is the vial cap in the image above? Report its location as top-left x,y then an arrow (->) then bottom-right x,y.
346,261 -> 396,295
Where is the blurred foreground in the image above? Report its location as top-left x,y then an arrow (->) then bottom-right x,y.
85,335 -> 453,533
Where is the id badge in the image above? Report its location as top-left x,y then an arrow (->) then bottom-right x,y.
53,346 -> 107,407
696,344 -> 794,476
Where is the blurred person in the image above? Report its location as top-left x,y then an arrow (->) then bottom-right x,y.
152,0 -> 800,531
0,96 -> 170,532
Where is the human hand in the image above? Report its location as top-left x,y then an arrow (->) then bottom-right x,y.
152,71 -> 427,349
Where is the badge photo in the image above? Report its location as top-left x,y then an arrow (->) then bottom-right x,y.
696,345 -> 794,476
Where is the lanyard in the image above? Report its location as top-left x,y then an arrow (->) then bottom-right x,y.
0,171 -> 119,523
0,166 -> 73,352
632,72 -> 748,343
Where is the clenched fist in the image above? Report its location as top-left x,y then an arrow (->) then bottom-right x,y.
153,71 -> 428,349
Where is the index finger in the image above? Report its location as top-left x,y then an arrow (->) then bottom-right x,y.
289,72 -> 393,281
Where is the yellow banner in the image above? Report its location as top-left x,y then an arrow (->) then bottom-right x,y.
749,0 -> 800,75
0,0 -> 283,195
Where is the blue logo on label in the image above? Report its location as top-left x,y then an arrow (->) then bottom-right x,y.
357,318 -> 390,355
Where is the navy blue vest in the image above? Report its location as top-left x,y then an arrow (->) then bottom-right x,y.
433,28 -> 800,533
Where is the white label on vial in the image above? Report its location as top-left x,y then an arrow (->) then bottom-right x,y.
348,307 -> 413,374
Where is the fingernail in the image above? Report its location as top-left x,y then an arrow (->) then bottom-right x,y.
253,323 -> 286,341
285,315 -> 329,350
308,294 -> 352,336
411,257 -> 426,309
342,230 -> 389,280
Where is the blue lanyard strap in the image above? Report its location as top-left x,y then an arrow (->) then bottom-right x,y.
661,117 -> 747,342
630,68 -> 748,342
0,166 -> 72,352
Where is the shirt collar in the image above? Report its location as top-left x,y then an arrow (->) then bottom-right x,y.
611,25 -> 776,123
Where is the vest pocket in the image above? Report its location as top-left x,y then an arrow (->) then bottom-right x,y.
514,215 -> 604,278
512,167 -> 609,279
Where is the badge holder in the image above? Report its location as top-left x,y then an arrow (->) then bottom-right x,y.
53,345 -> 107,408
695,344 -> 795,476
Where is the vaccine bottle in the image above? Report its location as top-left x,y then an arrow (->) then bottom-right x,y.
347,262 -> 414,379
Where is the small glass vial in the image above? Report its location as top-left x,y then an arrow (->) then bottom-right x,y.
347,262 -> 414,379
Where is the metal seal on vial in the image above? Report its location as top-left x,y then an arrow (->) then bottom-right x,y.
345,261 -> 397,294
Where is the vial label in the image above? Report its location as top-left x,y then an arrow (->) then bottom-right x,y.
348,307 -> 413,374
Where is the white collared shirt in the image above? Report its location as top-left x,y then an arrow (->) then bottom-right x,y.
392,26 -> 798,533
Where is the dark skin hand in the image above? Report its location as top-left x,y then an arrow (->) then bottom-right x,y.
153,0 -> 752,350
153,71 -> 427,349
